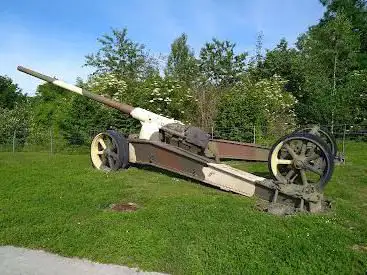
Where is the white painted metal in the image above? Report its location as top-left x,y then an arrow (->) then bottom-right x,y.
202,163 -> 265,197
53,80 -> 83,95
131,108 -> 183,140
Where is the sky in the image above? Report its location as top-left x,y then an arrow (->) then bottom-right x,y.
0,0 -> 325,95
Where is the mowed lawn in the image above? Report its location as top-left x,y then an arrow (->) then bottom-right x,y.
0,142 -> 366,274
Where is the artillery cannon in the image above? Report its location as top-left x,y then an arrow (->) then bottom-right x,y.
18,66 -> 336,214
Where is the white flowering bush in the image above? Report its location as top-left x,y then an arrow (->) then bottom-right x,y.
139,77 -> 197,122
83,72 -> 143,133
87,73 -> 128,101
0,104 -> 30,148
85,73 -> 197,129
215,75 -> 297,143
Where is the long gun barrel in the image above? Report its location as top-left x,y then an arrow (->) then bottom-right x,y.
17,66 -> 134,114
17,66 -> 180,139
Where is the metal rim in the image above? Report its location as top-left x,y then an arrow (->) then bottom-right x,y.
91,132 -> 122,171
294,125 -> 338,156
268,133 -> 334,190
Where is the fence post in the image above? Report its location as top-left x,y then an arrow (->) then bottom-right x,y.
211,126 -> 214,139
12,130 -> 16,153
342,124 -> 346,156
253,125 -> 256,144
50,128 -> 53,154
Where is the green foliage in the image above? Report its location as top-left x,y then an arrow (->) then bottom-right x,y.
199,39 -> 247,87
165,33 -> 198,85
0,76 -> 29,149
31,83 -> 71,127
0,104 -> 29,146
139,76 -> 197,122
215,76 -> 296,142
298,13 -> 361,125
85,28 -> 158,81
252,39 -> 304,98
0,75 -> 26,109
338,70 -> 367,124
320,0 -> 367,67
84,71 -> 144,133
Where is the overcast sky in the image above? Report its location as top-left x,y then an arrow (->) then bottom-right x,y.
0,0 -> 325,95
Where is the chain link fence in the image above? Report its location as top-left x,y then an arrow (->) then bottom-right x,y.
0,127 -> 117,154
212,123 -> 366,144
1,123 -> 366,154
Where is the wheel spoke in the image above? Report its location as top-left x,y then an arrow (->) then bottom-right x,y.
305,163 -> 323,176
300,142 -> 307,156
105,137 -> 113,148
284,144 -> 298,159
306,153 -> 321,162
107,155 -> 114,168
109,151 -> 118,160
300,169 -> 308,185
290,173 -> 298,183
285,169 -> 295,181
110,138 -> 117,150
101,155 -> 108,166
98,138 -> 107,149
276,159 -> 293,165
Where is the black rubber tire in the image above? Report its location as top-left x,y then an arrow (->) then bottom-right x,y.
292,126 -> 338,157
106,130 -> 130,169
268,132 -> 334,190
90,130 -> 129,171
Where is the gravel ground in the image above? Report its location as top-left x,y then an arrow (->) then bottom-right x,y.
0,246 -> 167,275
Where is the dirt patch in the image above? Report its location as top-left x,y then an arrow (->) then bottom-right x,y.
111,202 -> 139,212
254,199 -> 296,216
351,244 -> 367,253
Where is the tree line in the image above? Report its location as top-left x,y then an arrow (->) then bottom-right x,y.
1,0 -> 366,148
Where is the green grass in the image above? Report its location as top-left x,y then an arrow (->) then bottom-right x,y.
0,142 -> 366,274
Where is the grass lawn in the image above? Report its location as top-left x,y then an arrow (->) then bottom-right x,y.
0,142 -> 366,274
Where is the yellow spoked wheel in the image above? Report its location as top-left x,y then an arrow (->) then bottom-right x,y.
268,133 -> 334,190
90,130 -> 129,171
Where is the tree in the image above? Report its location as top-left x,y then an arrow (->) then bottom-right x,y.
0,104 -> 30,147
199,39 -> 247,87
31,83 -> 71,128
0,75 -> 29,148
320,0 -> 367,68
335,70 -> 367,125
165,33 -> 198,85
85,28 -> 158,81
0,75 -> 26,109
252,38 -> 304,98
215,75 -> 296,143
139,75 -> 197,122
297,13 -> 360,126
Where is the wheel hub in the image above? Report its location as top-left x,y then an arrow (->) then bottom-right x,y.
293,159 -> 305,169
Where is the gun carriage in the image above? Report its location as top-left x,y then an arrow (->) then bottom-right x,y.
18,66 -> 338,214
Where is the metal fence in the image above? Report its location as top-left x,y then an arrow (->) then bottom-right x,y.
213,123 -> 366,143
1,124 -> 366,154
